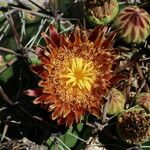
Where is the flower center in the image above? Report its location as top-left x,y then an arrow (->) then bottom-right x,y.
60,57 -> 96,91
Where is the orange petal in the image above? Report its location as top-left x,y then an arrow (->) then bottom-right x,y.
61,103 -> 71,118
24,89 -> 42,97
35,47 -> 44,55
51,103 -> 62,120
60,35 -> 70,47
94,27 -> 107,49
66,112 -> 75,126
33,94 -> 49,104
89,26 -> 101,42
73,106 -> 84,123
43,95 -> 56,104
48,104 -> 56,112
30,65 -> 48,79
50,47 -> 58,60
57,117 -> 66,125
38,80 -> 54,94
101,32 -> 116,49
38,80 -> 49,87
49,24 -> 60,47
73,26 -> 82,46
41,32 -> 58,49
35,47 -> 51,64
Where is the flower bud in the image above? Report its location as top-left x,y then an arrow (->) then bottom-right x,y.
107,88 -> 125,115
85,0 -> 119,25
114,6 -> 150,44
136,92 -> 150,112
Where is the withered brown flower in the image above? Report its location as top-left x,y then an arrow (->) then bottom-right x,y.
26,25 -> 117,126
117,106 -> 150,144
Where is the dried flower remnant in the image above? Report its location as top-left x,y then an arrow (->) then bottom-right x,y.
85,0 -> 119,25
107,88 -> 125,115
26,25 -> 117,126
115,6 -> 150,44
127,0 -> 141,4
136,92 -> 150,112
117,106 -> 150,144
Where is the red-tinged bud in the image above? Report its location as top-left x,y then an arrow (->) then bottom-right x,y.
115,6 -> 150,44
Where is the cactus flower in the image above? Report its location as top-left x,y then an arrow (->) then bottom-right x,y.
25,25 -> 117,126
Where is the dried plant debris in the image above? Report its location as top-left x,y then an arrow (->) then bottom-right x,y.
0,138 -> 48,150
85,136 -> 107,150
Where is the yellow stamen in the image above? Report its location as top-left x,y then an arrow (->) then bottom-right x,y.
60,57 -> 96,91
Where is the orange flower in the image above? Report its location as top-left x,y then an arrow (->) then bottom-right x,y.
26,25 -> 116,126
